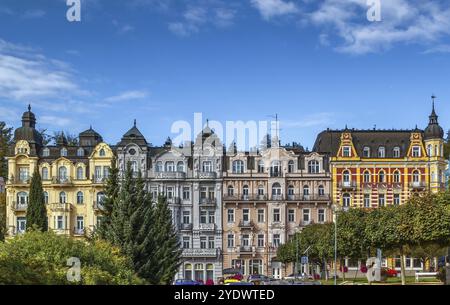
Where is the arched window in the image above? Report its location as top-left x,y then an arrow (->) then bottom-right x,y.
378,146 -> 385,158
77,148 -> 84,157
318,185 -> 325,196
17,192 -> 28,206
41,167 -> 49,180
177,161 -> 185,172
77,167 -> 84,180
363,171 -> 371,183
59,192 -> 67,204
342,170 -> 350,184
206,264 -> 214,282
185,264 -> 193,280
243,185 -> 249,199
257,185 -> 265,196
412,170 -> 420,183
155,161 -> 163,172
43,191 -> 48,204
194,263 -> 204,282
257,160 -> 265,173
343,193 -> 351,207
393,147 -> 401,158
42,148 -> 50,157
227,185 -> 234,197
272,183 -> 281,197
303,185 -> 310,196
77,191 -> 84,204
393,170 -> 401,183
379,170 -> 385,183
60,148 -> 68,157
288,160 -> 294,173
202,161 -> 212,172
58,166 -> 67,181
270,161 -> 281,177
287,185 -> 294,196
232,160 -> 244,174
165,161 -> 175,172
97,192 -> 106,205
99,149 -> 106,157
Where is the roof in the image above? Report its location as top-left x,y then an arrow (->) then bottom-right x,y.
118,121 -> 148,147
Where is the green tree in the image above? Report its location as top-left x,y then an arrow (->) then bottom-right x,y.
0,121 -> 13,179
0,230 -> 143,284
26,167 -> 47,231
0,193 -> 6,241
276,240 -> 296,276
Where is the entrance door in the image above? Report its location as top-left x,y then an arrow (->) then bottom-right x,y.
272,267 -> 281,279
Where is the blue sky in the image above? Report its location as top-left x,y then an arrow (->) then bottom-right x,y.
0,0 -> 450,150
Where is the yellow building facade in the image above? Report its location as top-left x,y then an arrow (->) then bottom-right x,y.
6,106 -> 113,237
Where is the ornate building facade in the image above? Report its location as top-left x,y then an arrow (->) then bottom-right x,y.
116,122 -> 224,283
222,139 -> 332,279
6,106 -> 114,237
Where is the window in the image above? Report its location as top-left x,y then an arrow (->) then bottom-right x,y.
103,167 -> 110,179
208,236 -> 215,249
227,185 -> 234,196
232,160 -> 244,173
363,147 -> 370,158
393,147 -> 401,158
97,192 -> 105,205
318,209 -> 325,223
257,160 -> 264,173
128,148 -> 136,156
17,217 -> 26,233
342,170 -> 350,184
288,160 -> 294,173
76,216 -> 84,231
77,191 -> 84,204
76,167 -> 83,180
270,161 -> 281,177
257,185 -> 265,196
379,170 -> 385,183
257,234 -> 264,247
343,193 -> 351,207
242,185 -> 249,199
183,237 -> 190,249
272,183 -> 281,197
99,149 -> 106,157
155,161 -> 163,172
412,146 -> 421,157
200,237 -> 207,249
303,185 -> 310,197
227,234 -> 234,248
182,211 -> 190,224
43,148 -> 50,157
19,167 -> 29,182
363,171 -> 371,183
77,148 -> 84,157
287,185 -> 294,197
379,194 -> 385,207
393,170 -> 401,183
242,209 -> 250,222
227,209 -> 234,223
318,185 -> 325,196
57,216 -> 64,230
58,166 -> 67,181
208,211 -> 215,224
183,187 -> 190,200
288,209 -> 295,222
59,192 -> 67,204
61,148 -> 68,157
200,211 -> 207,224
273,234 -> 280,247
250,259 -> 263,275
273,208 -> 280,222
303,209 -> 310,223
184,264 -> 192,280
394,194 -> 400,206
257,209 -> 264,223
242,234 -> 250,247
177,161 -> 185,172
342,146 -> 351,157
43,192 -> 48,204
202,161 -> 212,172
17,192 -> 28,206
42,167 -> 49,180
308,160 -> 319,173
364,194 -> 371,208
378,147 -> 385,158
412,170 -> 420,183
167,187 -> 173,199
165,161 -> 175,172
200,187 -> 207,199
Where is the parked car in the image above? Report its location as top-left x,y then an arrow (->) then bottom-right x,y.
173,279 -> 202,285
247,274 -> 273,284
284,273 -> 314,280
225,282 -> 254,285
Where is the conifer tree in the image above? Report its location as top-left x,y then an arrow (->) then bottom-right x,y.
26,167 -> 47,231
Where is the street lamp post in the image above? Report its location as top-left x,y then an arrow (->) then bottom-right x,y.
332,203 -> 341,286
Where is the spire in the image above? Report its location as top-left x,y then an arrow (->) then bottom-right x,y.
424,95 -> 444,139
429,95 -> 438,124
28,104 -> 31,112
134,119 -> 137,127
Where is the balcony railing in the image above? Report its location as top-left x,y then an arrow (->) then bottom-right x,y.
198,223 -> 215,231
182,248 -> 218,258
223,195 -> 268,201
287,194 -> 331,201
269,171 -> 283,178
271,195 -> 284,201
49,202 -> 72,212
73,228 -> 85,236
239,246 -> 254,253
8,176 -> 30,185
338,181 -> 357,189
198,172 -> 217,179
11,201 -> 27,211
199,198 -> 216,206
238,220 -> 255,228
410,181 -> 427,189
167,197 -> 181,204
180,223 -> 193,231
92,176 -> 108,184
52,176 -> 72,185
155,172 -> 186,180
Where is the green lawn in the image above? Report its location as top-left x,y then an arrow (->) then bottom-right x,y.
321,276 -> 443,285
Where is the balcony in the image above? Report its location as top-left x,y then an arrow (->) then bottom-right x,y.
50,202 -> 72,212
182,248 -> 218,258
11,201 -> 27,211
269,171 -> 283,178
180,223 -> 193,231
198,223 -> 215,231
92,176 -> 108,184
223,195 -> 268,201
238,220 -> 255,229
410,181 -> 427,190
167,197 -> 181,204
52,176 -> 73,186
270,195 -> 284,201
338,181 -> 357,190
239,246 -> 254,253
198,171 -> 217,179
155,172 -> 186,180
73,228 -> 85,236
8,176 -> 30,185
93,201 -> 105,211
286,194 -> 331,201
199,198 -> 216,207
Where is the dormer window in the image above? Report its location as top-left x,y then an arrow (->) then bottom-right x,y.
378,147 -> 385,158
363,147 -> 370,158
288,160 -> 295,173
232,160 -> 244,174
60,148 -> 68,157
393,147 -> 400,158
43,148 -> 50,157
342,146 -> 351,157
99,149 -> 106,157
155,161 -> 163,172
412,146 -> 421,158
77,148 -> 84,157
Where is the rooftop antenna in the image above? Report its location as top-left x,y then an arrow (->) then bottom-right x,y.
28,104 -> 31,112
267,114 -> 282,146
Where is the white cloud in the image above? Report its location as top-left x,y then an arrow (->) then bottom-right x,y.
104,90 -> 149,103
250,0 -> 298,20
40,115 -> 72,127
